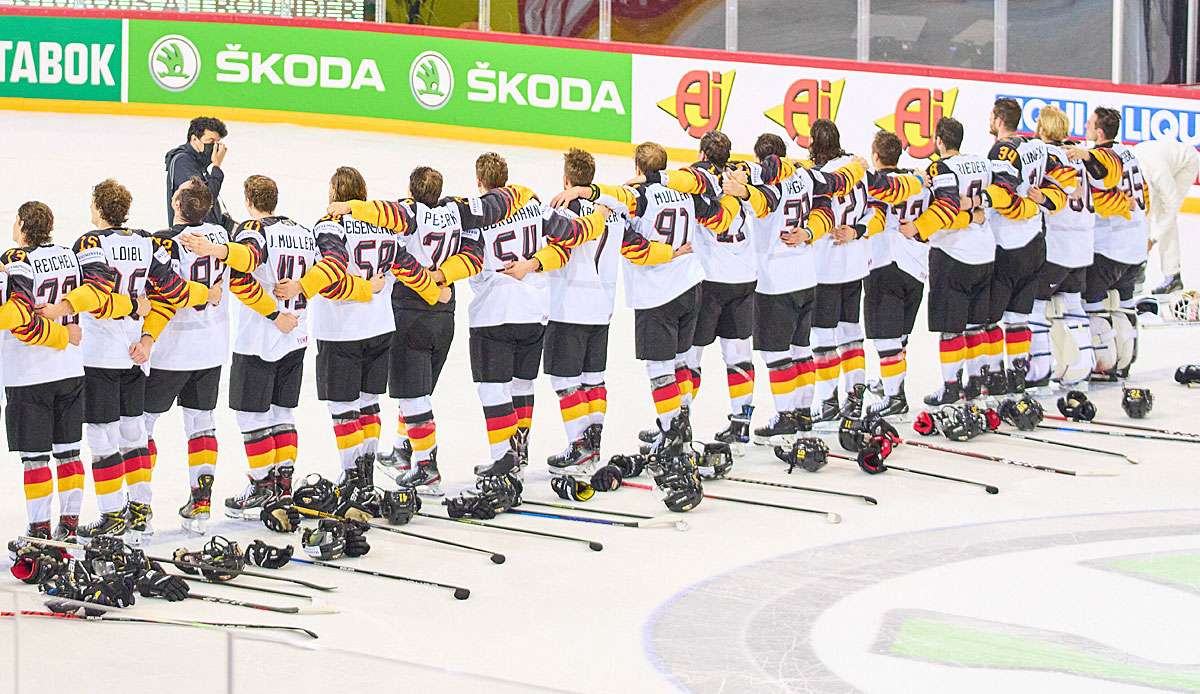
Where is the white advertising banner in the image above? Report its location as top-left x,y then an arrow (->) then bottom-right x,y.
632,52 -> 1200,192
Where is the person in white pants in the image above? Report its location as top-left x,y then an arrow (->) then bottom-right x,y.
1134,139 -> 1199,293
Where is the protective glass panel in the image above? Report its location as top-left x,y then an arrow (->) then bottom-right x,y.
387,0 -> 482,27
739,0 -> 857,59
1008,1 -> 1112,80
870,0 -> 994,70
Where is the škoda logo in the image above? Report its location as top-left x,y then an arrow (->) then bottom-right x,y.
657,69 -> 735,139
764,78 -> 845,148
874,87 -> 958,159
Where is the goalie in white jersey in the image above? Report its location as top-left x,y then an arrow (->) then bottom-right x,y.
465,152 -> 610,480
183,175 -> 373,521
332,168 -> 536,495
1072,106 -> 1147,381
40,179 -> 211,542
141,178 -> 228,535
3,202 -> 84,542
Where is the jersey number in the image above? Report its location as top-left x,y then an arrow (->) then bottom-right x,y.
275,255 -> 309,310
653,208 -> 690,247
36,276 -> 80,325
353,239 -> 397,276
190,257 -> 225,313
493,224 -> 539,263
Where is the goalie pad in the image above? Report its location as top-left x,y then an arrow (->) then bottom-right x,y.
1113,309 -> 1137,371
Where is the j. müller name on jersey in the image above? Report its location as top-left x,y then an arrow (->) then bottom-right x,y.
480,202 -> 542,231
111,245 -> 145,262
652,188 -> 690,206
269,234 -> 317,251
33,253 -> 76,274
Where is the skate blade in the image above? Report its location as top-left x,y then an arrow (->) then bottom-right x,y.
179,516 -> 209,536
548,462 -> 600,477
126,528 -> 154,547
414,483 -> 445,498
223,508 -> 263,521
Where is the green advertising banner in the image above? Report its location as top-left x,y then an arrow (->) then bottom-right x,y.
0,16 -> 122,101
127,19 -> 631,141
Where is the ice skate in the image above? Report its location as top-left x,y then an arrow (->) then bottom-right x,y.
224,472 -> 277,521
179,473 -> 213,535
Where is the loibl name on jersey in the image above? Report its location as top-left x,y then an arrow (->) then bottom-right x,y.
111,245 -> 145,262
342,218 -> 380,236
268,233 -> 317,251
651,188 -> 689,206
32,253 -> 75,274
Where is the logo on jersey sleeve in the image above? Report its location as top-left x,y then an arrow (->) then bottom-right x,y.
148,35 -> 200,92
874,87 -> 958,159
410,51 -> 453,110
764,79 -> 845,148
657,70 -> 735,138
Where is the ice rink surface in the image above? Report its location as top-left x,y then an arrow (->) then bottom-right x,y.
2,111 -> 1200,693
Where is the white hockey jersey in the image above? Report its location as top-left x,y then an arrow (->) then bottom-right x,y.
308,213 -> 396,342
815,155 -> 872,284
868,173 -> 931,282
922,154 -> 996,265
1,244 -> 84,387
150,223 -> 230,371
548,198 -> 623,325
229,217 -> 320,362
1093,142 -> 1150,265
1043,142 -> 1095,269
987,136 -> 1049,250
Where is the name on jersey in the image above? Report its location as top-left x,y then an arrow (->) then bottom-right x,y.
1020,142 -> 1045,166
480,202 -> 542,231
950,158 -> 987,175
32,254 -> 76,274
782,177 -> 808,196
111,245 -> 145,262
343,218 -> 381,236
651,188 -> 690,206
420,207 -> 459,230
268,234 -> 317,251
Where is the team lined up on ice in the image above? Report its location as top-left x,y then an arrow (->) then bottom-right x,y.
0,99 -> 1168,543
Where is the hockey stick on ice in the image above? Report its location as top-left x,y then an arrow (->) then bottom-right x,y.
1035,422 -> 1200,444
990,429 -> 1140,464
416,512 -> 604,551
293,505 -> 506,564
287,556 -> 471,600
900,439 -> 1118,476
1045,413 -> 1200,439
0,610 -> 318,639
724,476 -> 879,504
620,481 -> 842,523
505,507 -> 689,531
825,451 -> 999,494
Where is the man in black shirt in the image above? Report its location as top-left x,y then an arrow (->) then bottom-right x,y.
165,116 -> 229,229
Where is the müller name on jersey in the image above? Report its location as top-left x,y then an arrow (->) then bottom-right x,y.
652,188 -> 690,206
268,233 -> 318,251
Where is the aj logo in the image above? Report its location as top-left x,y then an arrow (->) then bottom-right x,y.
657,69 -> 735,139
875,87 -> 958,159
764,79 -> 845,148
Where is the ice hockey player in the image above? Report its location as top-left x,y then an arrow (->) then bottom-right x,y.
40,179 -> 211,542
863,131 -> 932,417
982,98 -> 1065,393
1070,107 -> 1147,381
899,118 -> 993,405
330,166 -> 536,495
141,177 -> 228,534
536,148 -> 634,474
3,202 -> 84,540
1030,106 -> 1096,388
182,175 -> 370,520
306,167 -> 395,499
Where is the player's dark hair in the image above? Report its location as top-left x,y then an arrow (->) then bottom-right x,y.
872,131 -> 903,167
187,116 -> 227,141
809,119 -> 846,167
330,166 -> 367,203
634,142 -> 668,174
935,117 -> 965,152
16,201 -> 53,246
1094,107 -> 1121,140
563,148 -> 596,187
92,179 -> 132,226
176,176 -> 213,225
992,98 -> 1022,132
754,133 -> 787,161
699,131 -> 732,168
243,175 -> 278,214
409,166 -> 444,207
476,152 -> 509,189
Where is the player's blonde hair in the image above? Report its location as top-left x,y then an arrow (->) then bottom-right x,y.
1036,106 -> 1070,143
476,152 -> 509,189
634,142 -> 667,175
244,175 -> 278,214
